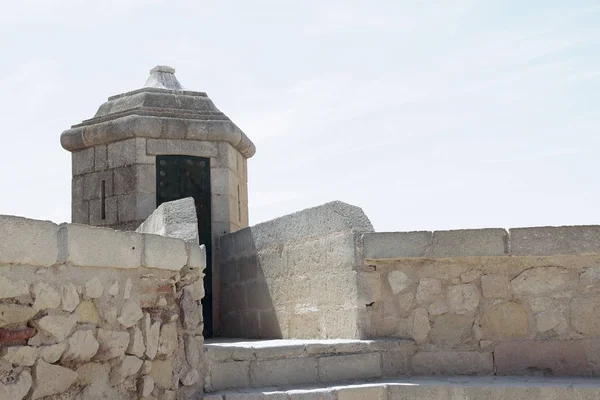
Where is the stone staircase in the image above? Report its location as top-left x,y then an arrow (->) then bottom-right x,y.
198,339 -> 600,399
203,339 -> 415,392
203,377 -> 600,399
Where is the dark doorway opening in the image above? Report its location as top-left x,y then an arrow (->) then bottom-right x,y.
156,155 -> 213,338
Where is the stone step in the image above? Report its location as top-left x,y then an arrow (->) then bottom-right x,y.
202,376 -> 600,399
203,339 -> 416,392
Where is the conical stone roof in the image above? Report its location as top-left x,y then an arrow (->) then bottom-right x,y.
61,66 -> 255,158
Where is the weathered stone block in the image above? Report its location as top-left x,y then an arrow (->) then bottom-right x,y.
212,167 -> 238,196
72,147 -> 94,175
494,340 -> 599,375
117,192 -> 156,223
363,231 -> 433,259
416,278 -> 443,305
31,360 -> 78,399
83,170 -> 113,200
90,196 -> 118,226
571,296 -> 600,335
430,314 -> 475,347
432,228 -> 507,257
114,164 -> 155,195
250,358 -> 318,387
146,138 -> 219,157
482,302 -> 529,340
72,201 -> 89,224
337,386 -> 387,400
0,369 -> 31,399
510,226 -> 600,256
447,284 -> 480,315
209,361 -> 250,391
511,267 -> 577,296
107,138 -> 153,168
144,233 -> 187,271
411,351 -> 493,375
0,215 -> 58,267
61,223 -> 143,268
94,145 -> 108,171
318,353 -> 381,382
481,274 -> 509,298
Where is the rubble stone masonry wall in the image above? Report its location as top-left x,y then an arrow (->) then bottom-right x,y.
0,215 -> 206,399
359,226 -> 600,376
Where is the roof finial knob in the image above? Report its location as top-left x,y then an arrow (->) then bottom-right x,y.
144,65 -> 184,90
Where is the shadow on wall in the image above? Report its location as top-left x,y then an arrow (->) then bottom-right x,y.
214,201 -> 374,339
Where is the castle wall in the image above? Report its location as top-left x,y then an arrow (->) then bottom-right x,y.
214,201 -> 374,339
0,215 -> 206,399
358,227 -> 600,375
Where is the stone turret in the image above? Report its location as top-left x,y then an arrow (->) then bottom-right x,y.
60,65 -> 254,235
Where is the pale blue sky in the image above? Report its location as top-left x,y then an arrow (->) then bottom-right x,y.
0,1 -> 598,231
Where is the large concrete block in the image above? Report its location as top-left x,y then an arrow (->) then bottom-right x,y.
94,145 -> 108,171
363,231 -> 433,259
90,196 -> 118,226
212,168 -> 238,196
411,351 -> 493,375
510,226 -> 600,256
143,234 -> 187,271
432,229 -> 508,257
83,170 -> 113,201
136,197 -> 199,243
117,193 -> 156,223
0,215 -> 59,267
494,340 -> 599,376
249,357 -> 318,387
60,223 -> 142,269
318,352 -> 382,382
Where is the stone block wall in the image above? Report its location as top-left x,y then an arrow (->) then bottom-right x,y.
214,201 -> 374,339
0,215 -> 206,399
358,226 -> 600,376
71,136 -> 248,237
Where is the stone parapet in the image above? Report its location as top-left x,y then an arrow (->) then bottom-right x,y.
363,225 -> 600,260
0,214 -> 206,399
0,214 -> 197,271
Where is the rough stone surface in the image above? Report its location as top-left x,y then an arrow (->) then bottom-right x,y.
412,308 -> 431,343
318,353 -> 381,382
430,315 -> 474,347
118,299 -> 143,328
250,358 -> 318,388
139,375 -> 154,397
511,267 -> 576,295
31,360 -> 78,400
1,345 -> 37,366
0,369 -> 32,400
136,197 -> 200,244
37,315 -> 77,342
0,276 -> 29,299
181,367 -> 200,386
84,278 -> 104,299
571,296 -> 600,335
95,329 -> 130,361
416,279 -> 443,305
75,300 -> 99,324
109,355 -> 143,385
180,288 -> 201,330
61,282 -> 80,312
142,313 -> 160,360
494,340 -> 595,376
510,226 -> 600,256
184,334 -> 200,368
39,343 -> 67,363
412,351 -> 494,375
144,234 -> 187,271
62,330 -> 100,362
32,282 -> 61,310
482,302 -> 529,340
0,304 -> 36,327
127,326 -> 146,357
387,271 -> 411,294
157,323 -> 178,358
481,275 -> 509,299
209,361 -> 250,391
447,284 -> 480,315
149,358 -> 173,389
432,228 -> 507,257
0,216 -> 59,267
363,231 -> 432,259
